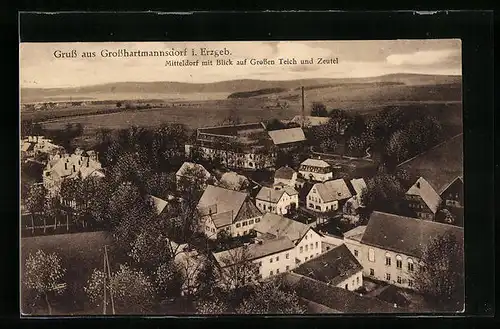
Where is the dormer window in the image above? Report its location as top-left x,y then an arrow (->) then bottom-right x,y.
416,182 -> 421,188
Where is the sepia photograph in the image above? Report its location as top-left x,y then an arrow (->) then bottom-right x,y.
20,39 -> 464,316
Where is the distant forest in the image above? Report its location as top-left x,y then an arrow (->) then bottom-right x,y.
227,88 -> 287,99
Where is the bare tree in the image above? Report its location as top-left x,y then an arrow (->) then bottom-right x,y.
217,246 -> 259,291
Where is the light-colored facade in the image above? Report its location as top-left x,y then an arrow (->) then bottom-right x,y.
295,228 -> 323,265
255,186 -> 299,215
274,166 -> 298,187
306,179 -> 352,213
299,158 -> 333,182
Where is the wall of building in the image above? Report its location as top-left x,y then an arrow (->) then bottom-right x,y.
232,215 -> 262,237
299,169 -> 333,182
306,187 -> 339,212
274,172 -> 298,187
254,248 -> 296,280
344,237 -> 419,290
406,195 -> 435,220
335,270 -> 363,291
296,229 -> 323,264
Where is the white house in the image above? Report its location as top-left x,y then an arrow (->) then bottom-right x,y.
197,185 -> 263,239
299,158 -> 333,182
255,185 -> 299,215
306,179 -> 352,213
212,237 -> 297,286
343,178 -> 368,216
252,213 -> 323,265
273,166 -> 298,187
343,211 -> 464,290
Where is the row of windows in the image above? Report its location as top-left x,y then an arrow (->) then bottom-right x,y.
368,249 -> 415,271
235,217 -> 260,228
299,242 -> 319,253
304,253 -> 320,262
269,266 -> 290,277
308,196 -> 322,203
384,273 -> 414,287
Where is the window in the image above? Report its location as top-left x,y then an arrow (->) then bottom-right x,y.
286,253 -> 289,259
352,280 -> 355,286
368,248 -> 375,262
397,276 -> 402,284
345,284 -> 348,289
258,261 -> 262,267
255,217 -> 260,223
305,235 -> 308,240
236,223 -> 241,228
407,258 -> 414,272
300,246 -> 303,253
310,243 -> 313,250
370,268 -> 374,276
386,273 -> 391,281
270,271 -> 274,276
305,245 -> 309,251
385,253 -> 391,266
316,253 -> 319,256
242,221 -> 248,227
286,265 -> 290,271
354,250 -> 358,257
276,269 -> 280,274
249,219 -> 254,225
408,279 -> 414,288
309,203 -> 314,208
396,255 -> 402,269
270,258 -> 273,263
326,246 -> 330,251
356,276 -> 360,284
305,256 -> 308,261
276,256 -> 279,261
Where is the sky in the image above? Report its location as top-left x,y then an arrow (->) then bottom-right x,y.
20,39 -> 462,89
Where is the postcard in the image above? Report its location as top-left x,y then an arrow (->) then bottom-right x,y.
20,39 -> 464,316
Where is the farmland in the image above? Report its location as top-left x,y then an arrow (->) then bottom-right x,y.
20,231 -> 127,315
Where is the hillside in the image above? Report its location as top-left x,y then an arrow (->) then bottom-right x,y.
21,73 -> 461,104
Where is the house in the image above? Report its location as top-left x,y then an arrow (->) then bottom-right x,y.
439,176 -> 463,209
255,185 -> 299,215
290,115 -> 330,128
267,127 -> 306,149
147,195 -> 169,215
299,158 -> 333,182
197,185 -> 263,239
293,244 -> 363,291
21,136 -> 63,160
405,177 -> 442,220
42,149 -> 104,195
252,213 -> 323,265
176,162 -> 213,188
212,237 -> 296,286
185,123 -> 276,170
283,272 -> 403,313
343,211 -> 464,290
306,179 -> 352,213
438,176 -> 463,225
274,166 -> 298,187
219,171 -> 249,191
343,178 -> 368,218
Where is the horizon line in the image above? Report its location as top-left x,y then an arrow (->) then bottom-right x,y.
20,72 -> 462,90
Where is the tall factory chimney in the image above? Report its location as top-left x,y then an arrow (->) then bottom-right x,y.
301,86 -> 305,128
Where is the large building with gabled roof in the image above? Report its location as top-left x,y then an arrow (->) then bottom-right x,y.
306,178 -> 352,213
404,176 -> 442,220
343,211 -> 464,290
197,185 -> 263,239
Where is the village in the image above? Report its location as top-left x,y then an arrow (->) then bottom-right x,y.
20,88 -> 465,315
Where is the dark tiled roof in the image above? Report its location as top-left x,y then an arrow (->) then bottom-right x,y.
283,272 -> 403,313
275,166 -> 296,180
361,211 -> 464,258
293,244 -> 362,287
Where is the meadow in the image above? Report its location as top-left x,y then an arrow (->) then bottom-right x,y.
20,231 -> 127,315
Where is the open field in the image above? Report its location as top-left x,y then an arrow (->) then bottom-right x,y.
21,231 -> 127,315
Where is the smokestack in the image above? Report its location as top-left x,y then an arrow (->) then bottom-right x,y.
301,86 -> 305,128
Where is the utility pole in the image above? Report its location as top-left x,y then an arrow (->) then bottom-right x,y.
105,245 -> 116,315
